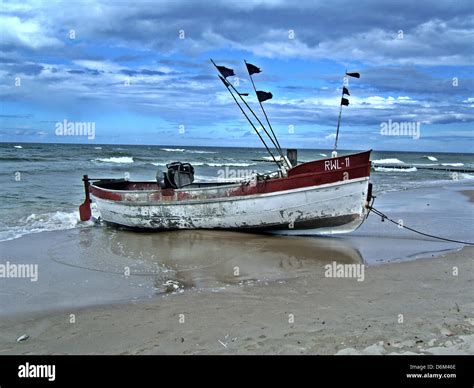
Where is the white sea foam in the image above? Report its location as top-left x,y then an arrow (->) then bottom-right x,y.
14,145 -> 23,149
186,150 -> 218,154
423,155 -> 438,161
160,148 -> 185,152
374,166 -> 417,173
372,158 -> 405,164
94,146 -> 102,150
442,163 -> 464,167
319,153 -> 327,157
0,210 -> 96,242
95,156 -> 134,164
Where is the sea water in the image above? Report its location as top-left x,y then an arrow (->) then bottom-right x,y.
0,142 -> 473,242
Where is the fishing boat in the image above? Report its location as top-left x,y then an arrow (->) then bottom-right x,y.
79,61 -> 372,234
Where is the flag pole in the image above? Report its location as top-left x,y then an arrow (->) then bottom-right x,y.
210,59 -> 284,163
334,70 -> 360,155
333,86 -> 344,154
218,76 -> 281,169
244,60 -> 283,154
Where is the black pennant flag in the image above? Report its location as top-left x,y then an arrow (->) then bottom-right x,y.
346,72 -> 360,78
342,86 -> 350,96
246,62 -> 261,75
256,91 -> 272,102
341,97 -> 349,106
217,65 -> 235,78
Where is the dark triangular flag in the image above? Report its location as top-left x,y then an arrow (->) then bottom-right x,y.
256,91 -> 272,102
341,97 -> 349,106
346,72 -> 360,78
342,86 -> 350,96
246,63 -> 261,75
217,65 -> 235,78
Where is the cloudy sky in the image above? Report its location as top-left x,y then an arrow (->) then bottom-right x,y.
1,0 -> 473,151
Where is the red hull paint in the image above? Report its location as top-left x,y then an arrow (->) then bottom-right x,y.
90,151 -> 372,202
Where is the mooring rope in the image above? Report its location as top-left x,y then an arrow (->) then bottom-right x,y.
366,205 -> 474,246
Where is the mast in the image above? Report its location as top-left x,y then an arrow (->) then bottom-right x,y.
333,87 -> 344,154
210,59 -> 285,170
217,75 -> 281,169
333,70 -> 360,156
244,60 -> 283,153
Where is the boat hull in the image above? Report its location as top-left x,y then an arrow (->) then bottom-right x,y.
89,150 -> 372,234
93,177 -> 370,234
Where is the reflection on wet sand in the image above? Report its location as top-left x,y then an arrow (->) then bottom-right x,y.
1,227 -> 364,316
78,227 -> 364,292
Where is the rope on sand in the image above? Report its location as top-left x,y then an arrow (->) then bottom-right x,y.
366,205 -> 474,246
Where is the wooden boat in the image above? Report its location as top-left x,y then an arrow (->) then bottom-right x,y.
83,150 -> 372,234
79,61 -> 372,234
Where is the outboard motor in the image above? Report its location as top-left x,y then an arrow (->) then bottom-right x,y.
157,162 -> 195,189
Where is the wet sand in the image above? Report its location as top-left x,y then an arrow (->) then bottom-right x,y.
0,247 -> 472,355
0,184 -> 473,354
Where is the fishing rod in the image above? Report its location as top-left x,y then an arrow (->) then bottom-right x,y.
217,76 -> 281,169
244,60 -> 283,154
210,59 -> 286,166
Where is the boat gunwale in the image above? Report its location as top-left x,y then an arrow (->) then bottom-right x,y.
90,180 -> 246,194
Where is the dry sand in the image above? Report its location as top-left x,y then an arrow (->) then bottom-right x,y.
1,247 -> 472,355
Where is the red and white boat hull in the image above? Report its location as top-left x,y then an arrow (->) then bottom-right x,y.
88,151 -> 372,234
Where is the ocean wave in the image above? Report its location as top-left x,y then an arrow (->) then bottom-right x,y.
160,148 -> 218,154
186,150 -> 218,154
161,148 -> 185,152
0,209 -> 95,242
374,167 -> 417,173
14,145 -> 23,149
372,158 -> 405,164
423,155 -> 438,161
95,156 -> 134,164
319,153 -> 327,157
94,146 -> 102,150
441,163 -> 464,167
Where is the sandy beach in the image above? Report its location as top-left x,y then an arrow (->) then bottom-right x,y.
0,185 -> 473,355
0,247 -> 472,355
